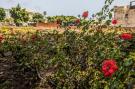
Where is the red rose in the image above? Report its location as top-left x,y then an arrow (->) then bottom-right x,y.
0,35 -> 4,42
31,35 -> 37,40
82,11 -> 89,18
120,33 -> 132,40
57,19 -> 62,24
75,19 -> 80,24
112,19 -> 117,25
102,59 -> 118,77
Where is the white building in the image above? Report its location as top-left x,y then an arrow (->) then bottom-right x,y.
5,9 -> 11,19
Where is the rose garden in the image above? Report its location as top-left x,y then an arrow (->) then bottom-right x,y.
0,0 -> 135,89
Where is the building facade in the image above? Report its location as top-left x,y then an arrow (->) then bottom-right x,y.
114,1 -> 135,27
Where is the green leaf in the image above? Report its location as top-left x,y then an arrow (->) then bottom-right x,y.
104,85 -> 109,89
124,58 -> 133,67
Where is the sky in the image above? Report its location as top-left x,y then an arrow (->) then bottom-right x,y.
0,0 -> 132,16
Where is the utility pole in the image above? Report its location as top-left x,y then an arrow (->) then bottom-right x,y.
43,11 -> 47,22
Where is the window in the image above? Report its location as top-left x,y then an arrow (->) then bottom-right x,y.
125,14 -> 128,19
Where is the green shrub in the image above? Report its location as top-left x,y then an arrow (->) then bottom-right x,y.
0,29 -> 135,89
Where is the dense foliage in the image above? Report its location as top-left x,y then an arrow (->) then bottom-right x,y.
1,0 -> 135,89
32,13 -> 44,23
0,27 -> 135,89
10,4 -> 29,26
0,7 -> 6,21
47,16 -> 77,23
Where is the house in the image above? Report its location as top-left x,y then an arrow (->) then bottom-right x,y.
114,1 -> 135,27
5,9 -> 11,19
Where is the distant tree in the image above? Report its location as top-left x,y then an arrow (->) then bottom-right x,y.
94,0 -> 114,24
10,4 -> 29,26
47,15 -> 77,23
0,8 -> 6,21
32,13 -> 44,23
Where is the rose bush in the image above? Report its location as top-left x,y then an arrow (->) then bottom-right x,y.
0,27 -> 135,89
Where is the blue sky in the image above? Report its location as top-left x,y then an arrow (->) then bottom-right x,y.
0,0 -> 131,16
